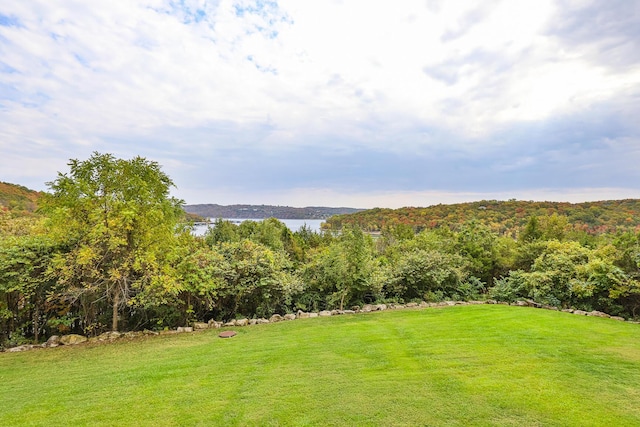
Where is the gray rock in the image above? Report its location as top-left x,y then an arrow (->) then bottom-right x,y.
223,320 -> 237,327
97,331 -> 121,341
515,300 -> 528,307
208,320 -> 222,329
296,311 -> 310,319
283,314 -> 296,321
8,345 -> 36,352
46,335 -> 61,346
124,331 -> 142,339
361,304 -> 374,312
269,314 -> 283,323
611,316 -> 625,321
573,310 -> 588,315
309,313 -> 319,318
60,334 -> 88,345
193,322 -> 209,330
256,318 -> 270,324
406,302 -> 418,308
351,306 -> 360,312
249,319 -> 258,325
587,311 -> 610,318
236,318 -> 249,327
375,304 -> 387,311
176,326 -> 193,333
318,310 -> 332,317
342,310 -> 356,314
561,309 -> 574,313
485,299 -> 497,304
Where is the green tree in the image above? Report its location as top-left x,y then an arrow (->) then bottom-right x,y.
42,153 -> 185,332
0,235 -> 58,344
213,239 -> 302,319
303,226 -> 380,310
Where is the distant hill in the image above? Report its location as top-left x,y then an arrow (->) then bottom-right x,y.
184,204 -> 364,220
324,199 -> 640,236
0,182 -> 42,214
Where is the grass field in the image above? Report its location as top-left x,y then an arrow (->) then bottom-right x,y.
1,305 -> 640,426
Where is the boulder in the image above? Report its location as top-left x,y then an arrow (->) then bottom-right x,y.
97,331 -> 121,341
318,310 -> 332,317
361,304 -> 374,312
283,313 -> 296,321
375,304 -> 387,311
587,311 -> 610,318
143,329 -> 159,336
309,313 -> 319,318
193,322 -> 209,330
525,299 -> 542,308
45,335 -> 61,347
610,316 -> 625,321
342,310 -> 356,315
176,326 -> 193,333
573,310 -> 588,316
419,301 -> 429,308
208,320 -> 222,329
515,300 -> 528,307
256,318 -> 270,324
236,318 -> 249,327
351,306 -> 360,312
60,334 -> 88,345
249,319 -> 258,325
561,309 -> 574,313
269,314 -> 283,323
8,345 -> 36,352
124,331 -> 142,339
406,302 -> 418,308
296,311 -> 310,319
223,320 -> 237,327
485,300 -> 497,305
331,310 -> 341,316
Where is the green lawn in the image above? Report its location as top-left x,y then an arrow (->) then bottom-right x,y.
2,305 -> 640,426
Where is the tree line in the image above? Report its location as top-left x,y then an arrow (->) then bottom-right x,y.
2,153 -> 640,348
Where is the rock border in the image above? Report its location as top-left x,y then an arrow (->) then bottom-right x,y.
3,299 -> 635,352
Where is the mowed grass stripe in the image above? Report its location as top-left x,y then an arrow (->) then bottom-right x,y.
1,305 -> 640,426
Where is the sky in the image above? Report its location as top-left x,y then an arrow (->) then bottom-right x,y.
1,0 -> 639,209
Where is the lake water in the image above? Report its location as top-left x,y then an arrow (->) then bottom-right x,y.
192,218 -> 325,236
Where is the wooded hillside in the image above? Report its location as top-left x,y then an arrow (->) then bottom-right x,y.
324,199 -> 640,236
0,182 -> 42,214
184,204 -> 363,219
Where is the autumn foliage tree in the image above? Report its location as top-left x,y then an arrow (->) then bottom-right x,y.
42,153 -> 185,332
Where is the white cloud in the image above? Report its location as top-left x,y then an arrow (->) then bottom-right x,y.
1,0 -> 638,206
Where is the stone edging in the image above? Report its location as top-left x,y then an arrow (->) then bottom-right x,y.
3,300 -> 635,352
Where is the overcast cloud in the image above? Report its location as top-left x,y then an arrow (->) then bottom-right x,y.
1,0 -> 639,208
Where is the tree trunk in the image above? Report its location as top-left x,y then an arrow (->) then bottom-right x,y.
33,299 -> 39,343
112,290 -> 119,332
